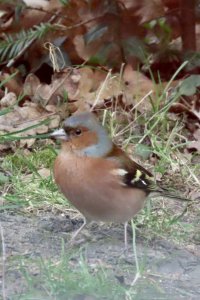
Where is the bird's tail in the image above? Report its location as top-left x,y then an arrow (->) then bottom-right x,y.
150,185 -> 191,202
158,191 -> 191,202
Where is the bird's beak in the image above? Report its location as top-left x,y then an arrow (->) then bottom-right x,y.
50,129 -> 69,141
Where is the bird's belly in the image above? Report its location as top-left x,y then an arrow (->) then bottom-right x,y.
57,180 -> 145,223
68,190 -> 145,223
54,154 -> 146,223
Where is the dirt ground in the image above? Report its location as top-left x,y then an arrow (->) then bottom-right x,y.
0,209 -> 200,300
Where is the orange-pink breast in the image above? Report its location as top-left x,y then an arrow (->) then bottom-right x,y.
54,152 -> 147,222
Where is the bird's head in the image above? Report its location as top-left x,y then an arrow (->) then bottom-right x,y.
50,112 -> 113,157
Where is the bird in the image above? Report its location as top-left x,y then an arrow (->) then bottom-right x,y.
50,112 -> 190,246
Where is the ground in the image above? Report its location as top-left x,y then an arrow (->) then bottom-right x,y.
1,208 -> 200,300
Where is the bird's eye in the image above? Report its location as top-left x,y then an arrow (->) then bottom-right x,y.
75,128 -> 82,136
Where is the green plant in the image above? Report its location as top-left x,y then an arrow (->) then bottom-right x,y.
14,246 -> 128,300
0,23 -> 56,64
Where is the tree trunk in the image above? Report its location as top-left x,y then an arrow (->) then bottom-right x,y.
181,0 -> 196,51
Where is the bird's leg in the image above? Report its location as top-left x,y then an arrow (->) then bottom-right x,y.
69,217 -> 88,244
124,221 -> 128,250
117,222 -> 129,258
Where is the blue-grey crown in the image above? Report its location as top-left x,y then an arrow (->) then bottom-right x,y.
64,112 -> 113,157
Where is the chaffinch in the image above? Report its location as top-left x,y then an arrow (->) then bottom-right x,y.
50,112 -> 189,245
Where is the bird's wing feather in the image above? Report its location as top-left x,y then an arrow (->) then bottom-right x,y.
106,145 -> 191,201
106,145 -> 154,194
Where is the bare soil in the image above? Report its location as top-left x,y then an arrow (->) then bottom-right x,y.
0,210 -> 200,300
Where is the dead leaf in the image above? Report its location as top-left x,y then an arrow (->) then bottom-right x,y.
194,129 -> 200,141
37,167 -> 51,178
0,102 -> 61,148
71,66 -> 156,113
123,65 -> 154,101
23,73 -> 41,97
187,141 -> 200,153
76,67 -> 94,96
24,69 -> 81,106
23,167 -> 51,181
0,92 -> 16,107
0,71 -> 23,95
188,190 -> 200,200
23,0 -> 49,9
135,0 -> 164,23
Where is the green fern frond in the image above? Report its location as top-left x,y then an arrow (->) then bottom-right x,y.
0,23 -> 55,64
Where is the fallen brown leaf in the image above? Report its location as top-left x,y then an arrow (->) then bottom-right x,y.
0,92 -> 16,108
0,102 -> 61,148
24,69 -> 81,106
187,141 -> 200,153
